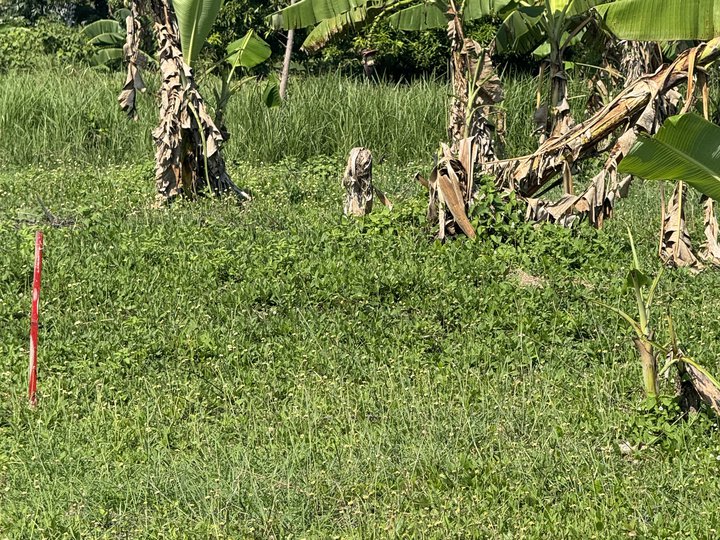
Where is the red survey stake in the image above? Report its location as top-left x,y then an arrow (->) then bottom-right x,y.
28,231 -> 43,408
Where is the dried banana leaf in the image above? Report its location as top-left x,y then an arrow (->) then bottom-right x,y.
487,38 -> 720,198
524,129 -> 635,227
118,1 -> 146,120
684,359 -> 720,417
700,196 -> 720,265
342,147 -> 374,217
426,143 -> 477,240
659,182 -> 701,270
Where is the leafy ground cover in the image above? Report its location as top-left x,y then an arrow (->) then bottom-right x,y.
3,73 -> 720,538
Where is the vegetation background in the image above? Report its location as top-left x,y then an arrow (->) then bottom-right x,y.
0,0 -> 508,75
3,0 -> 720,537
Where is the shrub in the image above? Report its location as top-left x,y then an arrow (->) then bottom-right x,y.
317,17 -> 501,79
0,26 -> 45,71
0,18 -> 90,72
36,18 -> 92,64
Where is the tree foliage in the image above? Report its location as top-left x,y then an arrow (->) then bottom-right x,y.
0,0 -> 110,24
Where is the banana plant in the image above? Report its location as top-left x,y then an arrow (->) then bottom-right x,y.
600,229 -> 663,400
603,228 -> 720,416
495,0 -> 608,149
82,8 -> 130,67
119,0 -> 274,202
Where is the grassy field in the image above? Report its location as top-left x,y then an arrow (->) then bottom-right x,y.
3,68 -> 720,538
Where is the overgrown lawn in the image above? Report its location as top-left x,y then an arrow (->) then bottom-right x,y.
2,71 -> 720,538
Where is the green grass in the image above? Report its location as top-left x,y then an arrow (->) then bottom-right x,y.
0,67 -> 449,167
3,67 -> 720,538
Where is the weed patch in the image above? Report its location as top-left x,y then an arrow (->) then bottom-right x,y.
2,156 -> 720,536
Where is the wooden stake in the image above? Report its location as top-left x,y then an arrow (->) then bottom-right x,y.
28,231 -> 43,408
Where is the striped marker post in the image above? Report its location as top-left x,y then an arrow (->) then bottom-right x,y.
28,231 -> 43,408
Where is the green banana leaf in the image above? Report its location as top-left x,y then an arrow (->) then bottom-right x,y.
271,0 -> 518,31
595,0 -> 720,41
263,75 -> 282,108
171,0 -> 224,66
548,0 -> 605,17
82,19 -> 123,39
83,18 -> 126,67
496,0 -> 605,55
495,4 -> 545,54
226,30 -> 272,69
271,0 -> 385,29
618,114 -> 720,203
114,8 -> 131,21
90,48 -> 125,66
463,0 -> 518,21
387,0 -> 518,30
302,6 -> 373,51
387,2 -> 447,31
89,32 -> 125,47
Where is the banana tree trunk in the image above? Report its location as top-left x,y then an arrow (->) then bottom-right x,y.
342,148 -> 374,217
135,0 -> 246,203
633,336 -> 659,400
548,41 -> 572,141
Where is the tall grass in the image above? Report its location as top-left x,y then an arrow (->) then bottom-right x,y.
0,66 -> 588,168
223,73 -> 449,164
0,67 -> 448,167
0,66 -> 155,166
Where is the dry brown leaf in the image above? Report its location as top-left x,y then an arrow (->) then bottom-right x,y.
437,172 -> 476,239
118,1 -> 146,120
373,187 -> 393,211
524,129 -> 637,227
415,172 -> 429,189
700,196 -> 720,265
424,141 -> 477,240
659,182 -> 702,270
685,362 -> 720,416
